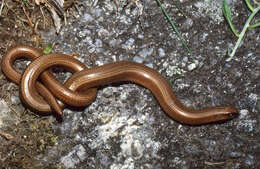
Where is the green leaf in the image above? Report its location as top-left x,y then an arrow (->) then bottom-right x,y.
225,48 -> 234,62
249,22 -> 260,29
43,43 -> 53,54
222,0 -> 239,37
225,48 -> 230,59
245,0 -> 254,11
155,0 -> 193,59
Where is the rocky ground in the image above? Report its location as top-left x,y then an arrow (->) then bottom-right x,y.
0,0 -> 259,168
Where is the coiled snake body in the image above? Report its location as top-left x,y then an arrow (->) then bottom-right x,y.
1,45 -> 238,125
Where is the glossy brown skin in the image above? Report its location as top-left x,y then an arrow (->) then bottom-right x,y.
14,50 -> 238,125
1,46 -> 97,116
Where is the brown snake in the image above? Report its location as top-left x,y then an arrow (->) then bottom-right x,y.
1,45 -> 238,125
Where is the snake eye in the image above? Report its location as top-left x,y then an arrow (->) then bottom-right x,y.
229,110 -> 238,118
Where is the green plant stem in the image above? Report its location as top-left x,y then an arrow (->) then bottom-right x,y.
245,0 -> 254,11
226,5 -> 260,61
155,0 -> 193,60
249,22 -> 260,29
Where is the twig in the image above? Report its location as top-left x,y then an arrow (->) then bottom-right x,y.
34,19 -> 41,35
0,0 -> 5,16
40,6 -> 46,29
3,95 -> 21,117
0,131 -> 14,140
22,3 -> 34,27
205,161 -> 225,166
125,0 -> 140,9
113,0 -> 118,9
64,11 -> 67,25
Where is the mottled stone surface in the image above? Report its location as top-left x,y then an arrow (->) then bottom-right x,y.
0,0 -> 260,168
